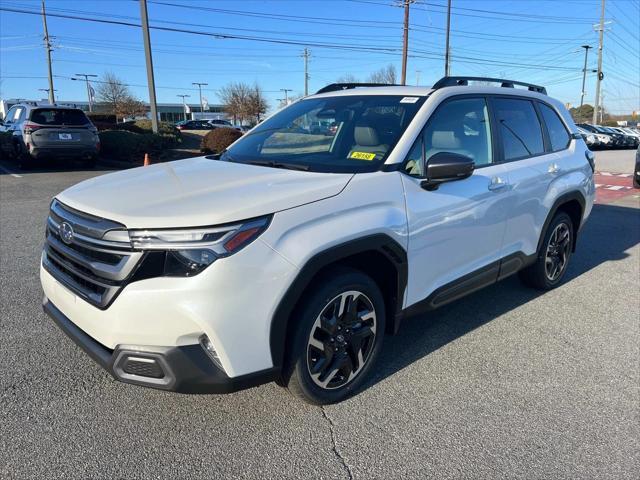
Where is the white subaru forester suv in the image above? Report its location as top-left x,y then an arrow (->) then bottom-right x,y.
41,77 -> 595,404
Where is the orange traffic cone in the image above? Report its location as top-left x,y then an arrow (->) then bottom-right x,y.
143,153 -> 150,166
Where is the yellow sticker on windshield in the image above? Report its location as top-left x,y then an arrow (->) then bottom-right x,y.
350,151 -> 377,161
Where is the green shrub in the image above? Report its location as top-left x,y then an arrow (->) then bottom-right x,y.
119,119 -> 180,137
201,127 -> 242,154
87,113 -> 117,132
99,130 -> 180,162
87,113 -> 117,123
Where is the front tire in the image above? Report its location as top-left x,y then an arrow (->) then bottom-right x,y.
520,212 -> 574,290
283,267 -> 386,405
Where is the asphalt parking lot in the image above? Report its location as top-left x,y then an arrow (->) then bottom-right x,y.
1,150 -> 638,479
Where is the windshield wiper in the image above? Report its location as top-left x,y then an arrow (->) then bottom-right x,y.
248,160 -> 309,171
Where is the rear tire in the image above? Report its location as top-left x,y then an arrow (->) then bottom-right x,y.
16,147 -> 34,170
519,212 -> 574,290
283,267 -> 386,405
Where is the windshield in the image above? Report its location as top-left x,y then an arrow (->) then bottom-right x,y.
222,95 -> 426,173
29,108 -> 89,126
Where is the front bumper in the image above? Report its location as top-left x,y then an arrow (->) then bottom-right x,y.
43,299 -> 278,393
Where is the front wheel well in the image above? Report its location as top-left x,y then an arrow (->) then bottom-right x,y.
272,239 -> 407,376
319,250 -> 401,336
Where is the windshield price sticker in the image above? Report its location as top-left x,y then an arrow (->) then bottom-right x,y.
350,151 -> 377,161
400,97 -> 419,104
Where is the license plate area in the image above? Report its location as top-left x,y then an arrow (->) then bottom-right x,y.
58,133 -> 72,140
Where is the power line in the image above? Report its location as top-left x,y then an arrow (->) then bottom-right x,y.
0,6 -> 403,54
414,1 -> 599,24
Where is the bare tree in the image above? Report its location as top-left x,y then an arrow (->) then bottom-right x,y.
336,74 -> 359,83
96,72 -> 131,118
219,82 -> 268,125
117,97 -> 147,120
247,84 -> 268,124
219,82 -> 251,125
368,64 -> 397,84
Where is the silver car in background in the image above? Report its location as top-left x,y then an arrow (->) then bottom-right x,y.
1,103 -> 100,169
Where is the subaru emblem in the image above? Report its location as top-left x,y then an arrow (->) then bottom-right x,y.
59,222 -> 74,244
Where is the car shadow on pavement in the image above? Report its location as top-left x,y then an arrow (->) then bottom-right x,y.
367,203 -> 640,390
0,158 -> 118,175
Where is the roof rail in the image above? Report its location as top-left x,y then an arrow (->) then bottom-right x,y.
316,82 -> 399,94
432,76 -> 547,95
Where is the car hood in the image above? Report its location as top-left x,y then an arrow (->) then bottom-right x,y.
56,157 -> 353,228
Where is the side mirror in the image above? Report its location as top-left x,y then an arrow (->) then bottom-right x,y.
420,152 -> 475,191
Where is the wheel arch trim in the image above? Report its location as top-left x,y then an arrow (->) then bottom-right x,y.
269,233 -> 407,370
538,190 -> 586,254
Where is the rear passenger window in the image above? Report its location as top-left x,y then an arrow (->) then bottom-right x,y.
493,98 -> 544,161
538,103 -> 570,151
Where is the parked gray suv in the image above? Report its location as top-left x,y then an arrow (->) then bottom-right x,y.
1,103 -> 99,169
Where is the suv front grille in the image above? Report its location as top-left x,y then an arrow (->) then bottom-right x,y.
43,200 -> 143,309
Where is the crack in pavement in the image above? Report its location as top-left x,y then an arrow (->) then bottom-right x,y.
321,406 -> 354,480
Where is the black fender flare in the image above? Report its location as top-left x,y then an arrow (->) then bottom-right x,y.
269,233 -> 407,370
536,191 -> 586,254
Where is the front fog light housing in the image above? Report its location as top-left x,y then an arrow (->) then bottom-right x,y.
200,334 -> 224,371
164,249 -> 216,276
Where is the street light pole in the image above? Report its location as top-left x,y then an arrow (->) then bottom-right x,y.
140,0 -> 159,133
192,82 -> 208,116
177,94 -> 190,121
75,73 -> 97,112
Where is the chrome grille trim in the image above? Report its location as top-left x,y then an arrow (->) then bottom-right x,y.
43,200 -> 142,309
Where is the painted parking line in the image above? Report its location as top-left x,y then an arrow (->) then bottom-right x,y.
593,171 -> 639,204
0,163 -> 22,178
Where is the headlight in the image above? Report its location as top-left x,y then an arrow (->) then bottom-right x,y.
129,216 -> 271,277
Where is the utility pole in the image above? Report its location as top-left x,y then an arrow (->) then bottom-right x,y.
444,0 -> 452,76
177,94 -> 190,121
579,45 -> 591,108
74,73 -> 97,112
41,0 -> 55,104
599,92 -> 605,123
592,0 -> 606,124
140,0 -> 159,133
415,69 -> 421,86
280,88 -> 292,104
192,82 -> 208,116
400,0 -> 413,85
302,48 -> 311,96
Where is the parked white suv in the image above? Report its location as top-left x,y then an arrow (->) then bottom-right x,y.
41,77 -> 595,404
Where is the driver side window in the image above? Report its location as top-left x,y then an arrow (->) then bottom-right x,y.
404,97 -> 493,176
4,107 -> 17,124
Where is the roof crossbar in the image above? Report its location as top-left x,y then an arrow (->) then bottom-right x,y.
432,76 -> 547,95
316,83 -> 400,94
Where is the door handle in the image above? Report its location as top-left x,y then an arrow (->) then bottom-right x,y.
548,163 -> 562,174
488,176 -> 509,192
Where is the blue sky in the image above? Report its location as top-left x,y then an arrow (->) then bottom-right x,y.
0,0 -> 638,115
